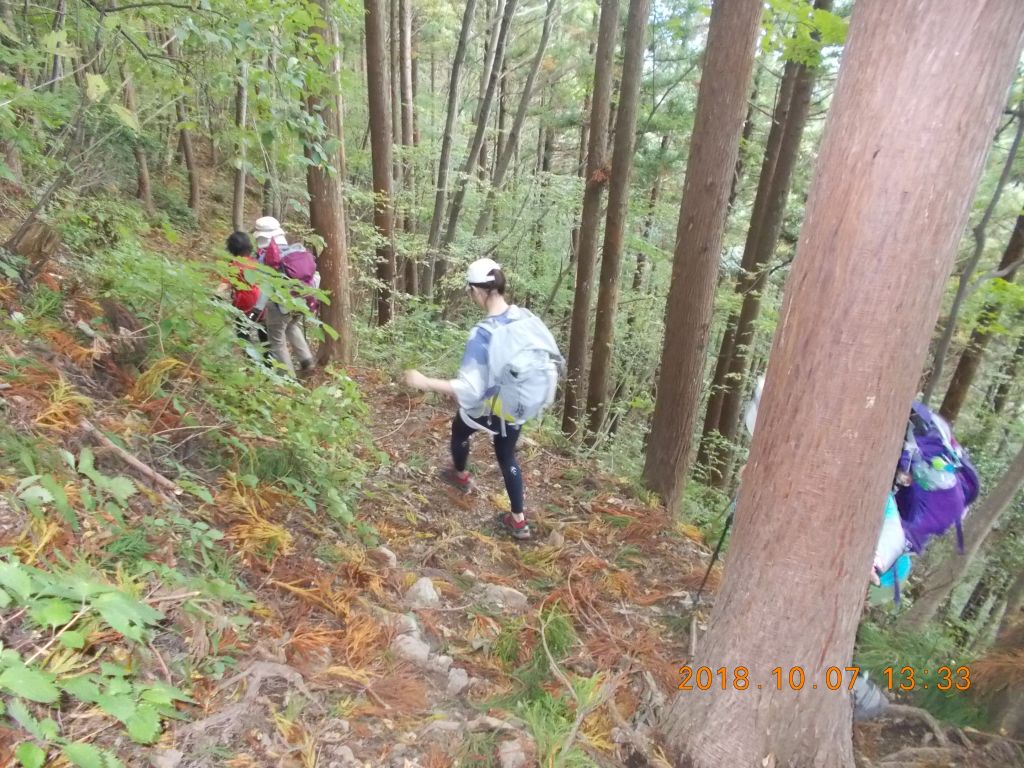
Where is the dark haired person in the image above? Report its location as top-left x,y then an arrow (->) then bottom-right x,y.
223,231 -> 269,353
404,258 -> 563,541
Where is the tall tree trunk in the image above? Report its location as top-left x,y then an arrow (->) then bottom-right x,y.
424,0 -> 478,296
560,0 -> 619,436
232,59 -> 249,232
365,0 -> 397,325
168,39 -> 200,214
728,65 -> 762,212
898,443 -> 1024,631
473,0 -> 557,237
993,327 -> 1024,414
400,0 -> 417,293
661,3 -> 1024,765
308,0 -> 353,364
49,0 -> 66,89
696,59 -> 801,480
584,0 -> 651,441
121,70 -> 154,216
493,57 -> 507,181
439,0 -> 517,255
922,107 -> 1024,403
939,214 -> 1024,422
1,0 -> 23,180
640,0 -> 762,509
712,6 -> 831,488
629,135 -> 669,317
390,0 -> 402,198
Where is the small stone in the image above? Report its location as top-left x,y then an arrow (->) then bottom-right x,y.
461,569 -> 477,580
374,546 -> 398,568
447,668 -> 470,697
481,584 -> 528,613
395,613 -> 420,636
331,746 -> 358,767
424,719 -> 464,735
392,634 -> 431,665
431,654 -> 453,673
150,750 -> 183,768
405,577 -> 441,609
497,739 -> 527,768
320,719 -> 351,744
546,530 -> 564,547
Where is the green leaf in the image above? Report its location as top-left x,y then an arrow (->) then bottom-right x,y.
0,561 -> 34,600
85,74 -> 109,102
0,588 -> 11,608
39,475 -> 76,529
62,742 -> 105,768
28,597 -> 75,628
78,447 -> 95,478
7,699 -> 45,739
109,104 -> 140,132
96,692 -> 136,723
100,662 -> 130,678
98,475 -> 136,504
125,703 -> 161,743
94,591 -> 163,641
0,663 -> 60,703
15,742 -> 46,768
18,485 -> 54,506
58,630 -> 86,650
61,675 -> 103,703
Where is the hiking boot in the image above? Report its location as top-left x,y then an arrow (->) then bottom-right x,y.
497,512 -> 532,541
438,467 -> 472,494
296,359 -> 316,378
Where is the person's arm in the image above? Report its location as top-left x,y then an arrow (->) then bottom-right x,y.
404,370 -> 456,398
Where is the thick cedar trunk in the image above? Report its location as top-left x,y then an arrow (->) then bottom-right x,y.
473,0 -> 557,237
662,3 -> 1024,765
365,0 -> 396,325
424,0 -> 478,295
993,328 -> 1024,414
696,61 -> 800,479
439,0 -> 517,255
121,71 -> 154,216
712,11 -> 829,488
390,0 -> 402,199
640,0 -> 762,509
939,214 -> 1024,422
400,0 -> 417,292
583,0 -> 650,441
898,444 -> 1024,631
561,0 -> 619,436
923,110 -> 1024,402
308,1 -> 353,364
232,59 -> 249,232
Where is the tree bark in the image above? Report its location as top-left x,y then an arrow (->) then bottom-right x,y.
939,214 -> 1024,422
423,0 -> 478,296
712,6 -> 831,487
400,0 -> 417,292
49,0 -> 66,89
473,0 -> 557,238
584,0 -> 651,441
660,3 -> 1024,766
696,59 -> 801,481
232,59 -> 249,232
898,443 -> 1024,631
439,0 -> 517,256
121,70 -> 154,216
560,0 -> 619,436
308,1 -> 353,365
728,65 -> 762,212
640,0 -> 762,509
922,107 -> 1024,403
365,0 -> 397,325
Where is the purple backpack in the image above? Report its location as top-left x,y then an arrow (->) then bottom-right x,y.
895,402 -> 979,555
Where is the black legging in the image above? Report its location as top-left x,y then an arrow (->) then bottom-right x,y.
450,413 -> 524,515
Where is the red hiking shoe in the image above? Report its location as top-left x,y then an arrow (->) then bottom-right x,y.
438,467 -> 472,494
497,512 -> 532,541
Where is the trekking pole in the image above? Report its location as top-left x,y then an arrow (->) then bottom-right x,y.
694,495 -> 738,606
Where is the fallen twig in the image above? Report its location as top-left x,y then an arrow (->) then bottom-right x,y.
80,418 -> 182,496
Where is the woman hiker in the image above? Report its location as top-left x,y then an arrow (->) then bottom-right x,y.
403,258 -> 563,542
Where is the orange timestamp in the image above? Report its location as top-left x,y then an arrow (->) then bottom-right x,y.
678,665 -> 862,691
882,665 -> 971,691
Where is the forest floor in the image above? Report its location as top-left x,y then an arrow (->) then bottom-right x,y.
1,196 -> 1022,767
